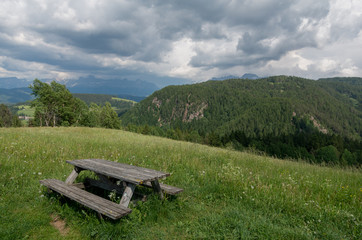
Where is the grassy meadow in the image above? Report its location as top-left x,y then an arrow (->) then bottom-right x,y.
0,127 -> 361,239
15,105 -> 34,117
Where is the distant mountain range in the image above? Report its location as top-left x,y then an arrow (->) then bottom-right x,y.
0,87 -> 33,104
0,76 -> 156,104
67,76 -> 159,96
211,73 -> 260,81
0,77 -> 30,88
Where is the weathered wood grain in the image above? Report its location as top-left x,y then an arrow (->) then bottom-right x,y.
66,159 -> 170,184
65,167 -> 81,185
72,182 -> 85,189
119,183 -> 136,208
40,179 -> 131,220
151,179 -> 164,200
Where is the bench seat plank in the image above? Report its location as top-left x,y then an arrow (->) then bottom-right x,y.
141,182 -> 183,195
40,179 -> 131,220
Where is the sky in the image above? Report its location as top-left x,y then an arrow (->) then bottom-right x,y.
0,0 -> 361,86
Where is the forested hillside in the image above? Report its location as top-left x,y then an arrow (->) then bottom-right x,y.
73,93 -> 136,116
318,77 -> 362,112
121,76 -> 362,166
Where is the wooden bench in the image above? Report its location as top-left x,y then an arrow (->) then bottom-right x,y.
40,179 -> 131,220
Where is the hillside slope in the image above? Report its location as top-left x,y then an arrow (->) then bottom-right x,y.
0,127 -> 361,239
0,87 -> 33,104
72,93 -> 136,116
122,76 -> 362,140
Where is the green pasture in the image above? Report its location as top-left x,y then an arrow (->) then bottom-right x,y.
15,105 -> 34,117
0,127 -> 361,239
111,97 -> 136,104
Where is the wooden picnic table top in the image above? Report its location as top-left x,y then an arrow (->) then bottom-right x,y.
66,159 -> 170,185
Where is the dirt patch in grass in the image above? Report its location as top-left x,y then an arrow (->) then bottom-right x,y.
50,214 -> 69,236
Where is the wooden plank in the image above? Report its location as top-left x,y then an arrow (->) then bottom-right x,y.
72,182 -> 85,189
141,182 -> 184,195
40,179 -> 131,219
66,159 -> 170,184
41,179 -> 131,219
65,167 -> 81,185
151,179 -> 164,200
82,159 -> 168,176
69,159 -> 167,182
119,183 -> 136,208
66,161 -> 143,184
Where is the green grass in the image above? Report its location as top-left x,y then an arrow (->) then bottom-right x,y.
0,127 -> 361,239
15,105 -> 34,117
111,97 -> 136,104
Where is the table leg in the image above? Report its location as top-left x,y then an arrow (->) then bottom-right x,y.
119,183 -> 136,208
65,167 -> 82,185
151,179 -> 164,200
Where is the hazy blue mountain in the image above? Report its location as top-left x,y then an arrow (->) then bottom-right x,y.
1,75 -> 160,98
0,77 -> 31,89
68,76 -> 159,97
211,73 -> 260,81
241,73 -> 260,79
0,87 -> 33,104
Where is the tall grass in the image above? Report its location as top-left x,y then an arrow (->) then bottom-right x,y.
0,127 -> 361,239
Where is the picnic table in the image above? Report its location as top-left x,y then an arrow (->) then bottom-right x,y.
40,159 -> 183,220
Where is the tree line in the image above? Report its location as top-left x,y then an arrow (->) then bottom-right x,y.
29,79 -> 120,129
0,104 -> 22,127
0,79 -> 120,129
124,122 -> 361,167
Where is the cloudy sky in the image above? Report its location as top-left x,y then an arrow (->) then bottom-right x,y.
0,0 -> 361,86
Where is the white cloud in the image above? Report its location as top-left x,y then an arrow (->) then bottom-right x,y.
319,59 -> 338,72
0,0 -> 361,84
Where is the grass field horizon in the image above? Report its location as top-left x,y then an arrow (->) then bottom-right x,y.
0,127 -> 361,239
